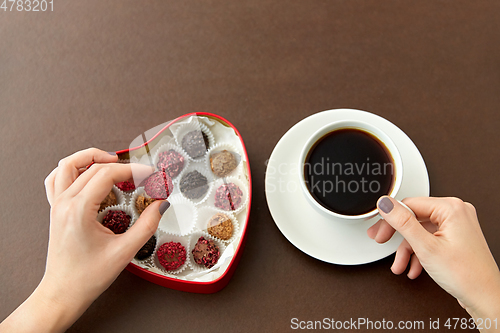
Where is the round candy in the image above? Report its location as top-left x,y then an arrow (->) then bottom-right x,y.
157,241 -> 187,271
135,235 -> 156,260
179,170 -> 208,200
99,189 -> 117,212
207,213 -> 233,240
115,181 -> 136,192
157,149 -> 185,178
144,171 -> 174,200
181,130 -> 209,159
192,237 -> 220,268
102,210 -> 131,234
214,183 -> 243,211
135,195 -> 156,215
210,150 -> 237,177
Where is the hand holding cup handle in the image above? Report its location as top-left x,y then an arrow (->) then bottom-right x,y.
369,196 -> 500,324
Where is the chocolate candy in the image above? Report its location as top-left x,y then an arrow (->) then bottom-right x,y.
115,181 -> 136,192
214,183 -> 243,211
179,170 -> 209,200
102,210 -> 131,234
135,235 -> 156,260
135,195 -> 156,215
144,171 -> 174,200
157,149 -> 185,178
210,150 -> 237,177
192,237 -> 220,268
99,190 -> 117,212
181,130 -> 209,159
157,241 -> 186,271
207,213 -> 233,240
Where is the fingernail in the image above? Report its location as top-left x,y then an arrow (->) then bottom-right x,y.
159,201 -> 170,215
108,151 -> 117,156
378,197 -> 394,214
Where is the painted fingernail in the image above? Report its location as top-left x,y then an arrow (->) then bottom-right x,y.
159,201 -> 170,215
378,197 -> 394,214
108,151 -> 117,156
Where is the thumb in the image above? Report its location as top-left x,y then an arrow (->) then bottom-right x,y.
120,200 -> 170,254
377,196 -> 433,250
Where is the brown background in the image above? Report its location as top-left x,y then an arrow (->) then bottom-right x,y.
1,1 -> 500,332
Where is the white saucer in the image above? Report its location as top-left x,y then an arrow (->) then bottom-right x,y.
265,109 -> 429,265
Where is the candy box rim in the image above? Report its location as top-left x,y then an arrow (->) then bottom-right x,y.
118,112 -> 252,294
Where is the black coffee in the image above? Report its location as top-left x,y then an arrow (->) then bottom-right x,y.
304,128 -> 395,215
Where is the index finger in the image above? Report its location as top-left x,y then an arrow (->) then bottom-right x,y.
77,163 -> 155,208
402,197 -> 462,228
54,148 -> 118,199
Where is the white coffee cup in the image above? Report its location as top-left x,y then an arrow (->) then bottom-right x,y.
298,120 -> 403,223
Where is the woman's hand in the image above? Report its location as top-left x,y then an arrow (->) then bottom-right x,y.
1,148 -> 169,333
368,197 -> 500,330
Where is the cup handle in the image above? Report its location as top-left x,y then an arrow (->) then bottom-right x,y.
396,199 -> 417,220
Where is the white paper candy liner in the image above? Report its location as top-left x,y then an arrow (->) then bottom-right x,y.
131,231 -> 161,266
188,231 -> 226,273
152,143 -> 190,181
173,120 -> 215,161
195,207 -> 240,244
157,194 -> 196,236
206,143 -> 244,179
98,185 -> 126,212
206,176 -> 249,215
153,233 -> 191,275
147,133 -> 176,159
129,187 -> 159,217
96,204 -> 137,234
176,164 -> 214,206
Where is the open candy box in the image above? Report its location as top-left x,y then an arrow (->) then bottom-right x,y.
100,113 -> 251,293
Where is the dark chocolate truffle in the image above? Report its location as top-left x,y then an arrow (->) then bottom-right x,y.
144,171 -> 174,200
115,181 -> 136,192
192,237 -> 220,268
181,130 -> 209,159
210,150 -> 237,177
157,242 -> 186,271
99,190 -> 117,212
157,149 -> 185,178
102,210 -> 131,234
214,183 -> 243,211
135,195 -> 156,215
135,235 -> 156,260
207,213 -> 233,240
179,170 -> 208,200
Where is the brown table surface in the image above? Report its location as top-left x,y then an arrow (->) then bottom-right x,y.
1,1 -> 500,332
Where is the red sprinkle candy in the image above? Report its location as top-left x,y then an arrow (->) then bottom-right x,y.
157,242 -> 186,271
115,181 -> 136,192
214,183 -> 243,211
157,150 -> 185,178
101,210 -> 131,234
144,170 -> 174,200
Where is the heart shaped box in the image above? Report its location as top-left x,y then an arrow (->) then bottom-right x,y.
115,113 -> 252,293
